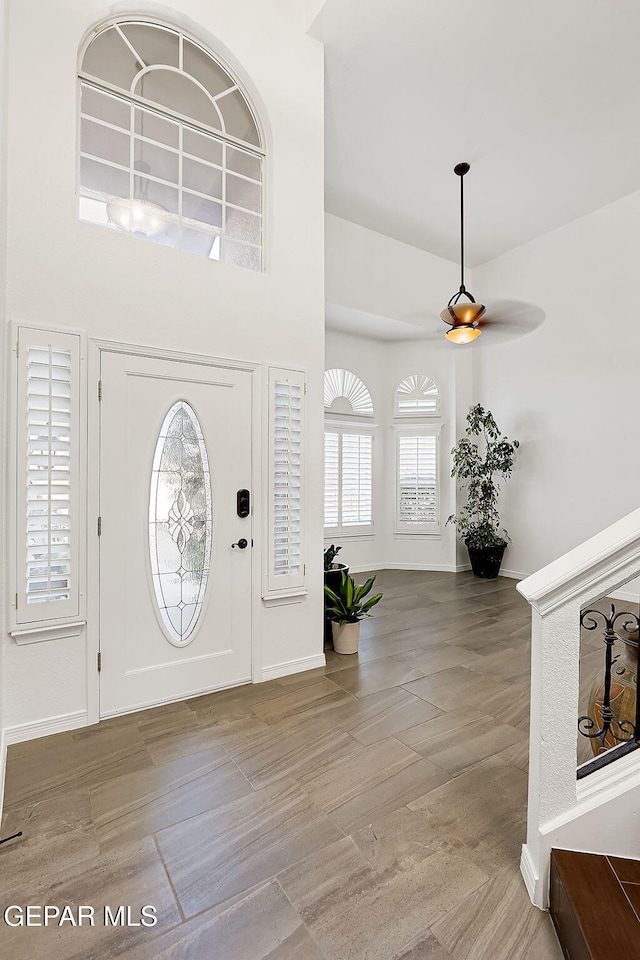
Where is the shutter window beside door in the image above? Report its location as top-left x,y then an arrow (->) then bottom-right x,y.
266,367 -> 306,595
15,327 -> 82,626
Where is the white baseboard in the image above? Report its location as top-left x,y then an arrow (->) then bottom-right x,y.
351,562 -> 528,579
261,653 -> 326,682
370,563 -> 529,580
520,844 -> 544,908
350,563 -> 469,573
3,710 -> 88,746
500,567 -> 529,581
346,563 -> 511,575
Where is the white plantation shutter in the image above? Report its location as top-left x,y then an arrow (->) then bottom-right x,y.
324,428 -> 373,532
324,369 -> 374,416
396,429 -> 439,532
324,432 -> 339,528
268,368 -> 305,593
341,434 -> 372,525
16,328 -> 81,623
395,375 -> 440,417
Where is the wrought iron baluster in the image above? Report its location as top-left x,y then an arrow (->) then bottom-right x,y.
578,604 -> 640,747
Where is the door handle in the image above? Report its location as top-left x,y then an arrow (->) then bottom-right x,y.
231,538 -> 248,550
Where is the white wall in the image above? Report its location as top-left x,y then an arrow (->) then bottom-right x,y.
325,217 -> 476,574
474,190 -> 640,578
326,213 -> 460,328
3,0 -> 325,737
274,0 -> 328,31
0,0 -> 7,811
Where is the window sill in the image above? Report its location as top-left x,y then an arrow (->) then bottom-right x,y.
393,413 -> 441,421
393,532 -> 441,540
324,414 -> 377,427
10,620 -> 86,646
262,590 -> 308,607
324,533 -> 375,542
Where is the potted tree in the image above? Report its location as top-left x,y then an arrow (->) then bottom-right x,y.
324,572 -> 383,654
447,403 -> 519,579
324,545 -> 349,643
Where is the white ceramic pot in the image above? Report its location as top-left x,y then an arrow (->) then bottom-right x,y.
332,620 -> 360,655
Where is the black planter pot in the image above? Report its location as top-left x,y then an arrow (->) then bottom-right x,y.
324,563 -> 349,643
466,543 -> 506,580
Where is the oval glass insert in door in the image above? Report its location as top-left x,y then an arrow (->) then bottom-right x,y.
149,400 -> 212,645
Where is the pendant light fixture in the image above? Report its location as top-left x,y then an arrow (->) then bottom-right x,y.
106,73 -> 167,239
106,161 -> 167,238
440,162 -> 485,343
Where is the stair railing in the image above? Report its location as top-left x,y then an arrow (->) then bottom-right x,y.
517,506 -> 640,908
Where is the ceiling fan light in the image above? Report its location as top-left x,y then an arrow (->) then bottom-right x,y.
445,325 -> 482,344
440,301 -> 486,326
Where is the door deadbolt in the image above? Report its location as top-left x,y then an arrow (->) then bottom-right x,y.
231,538 -> 248,550
237,489 -> 250,518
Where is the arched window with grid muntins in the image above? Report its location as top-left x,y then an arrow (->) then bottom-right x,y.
78,19 -> 264,270
394,374 -> 439,417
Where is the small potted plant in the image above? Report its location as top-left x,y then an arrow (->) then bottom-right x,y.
447,403 -> 519,579
324,545 -> 349,643
324,544 -> 348,581
324,572 -> 383,654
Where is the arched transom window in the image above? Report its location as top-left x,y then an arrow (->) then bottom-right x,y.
78,20 -> 263,270
395,375 -> 439,416
324,369 -> 374,417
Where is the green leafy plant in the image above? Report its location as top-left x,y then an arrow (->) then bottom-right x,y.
447,403 -> 519,550
323,544 -> 343,572
324,572 -> 383,625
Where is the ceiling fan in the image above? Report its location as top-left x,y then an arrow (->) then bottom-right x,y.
440,162 -> 545,344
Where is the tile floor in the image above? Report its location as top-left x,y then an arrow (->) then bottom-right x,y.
0,570 -> 564,959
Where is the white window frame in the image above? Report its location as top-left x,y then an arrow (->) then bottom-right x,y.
394,374 -> 440,418
324,421 -> 375,538
394,424 -> 441,535
264,366 -> 306,598
9,325 -> 86,640
77,18 -> 265,271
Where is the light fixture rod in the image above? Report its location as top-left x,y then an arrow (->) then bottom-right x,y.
460,170 -> 464,289
454,161 -> 470,291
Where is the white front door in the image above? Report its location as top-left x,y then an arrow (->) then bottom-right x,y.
99,350 -> 252,717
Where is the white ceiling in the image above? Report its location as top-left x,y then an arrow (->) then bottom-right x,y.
325,302 -> 440,341
312,0 -> 640,266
